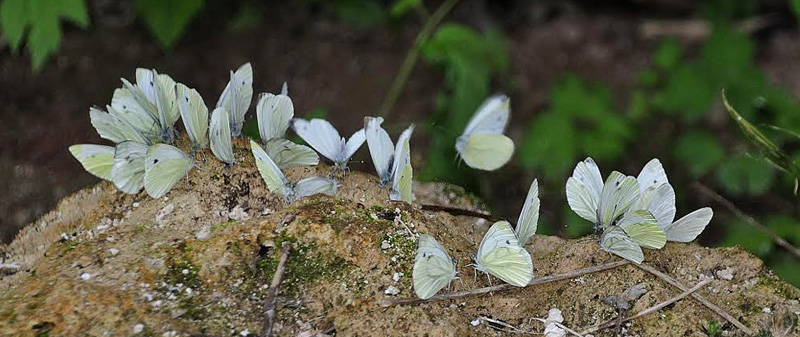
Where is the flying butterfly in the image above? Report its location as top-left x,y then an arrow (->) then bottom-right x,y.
455,95 -> 514,171
412,234 -> 457,300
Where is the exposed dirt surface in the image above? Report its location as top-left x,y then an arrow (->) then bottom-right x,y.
1,143 -> 797,337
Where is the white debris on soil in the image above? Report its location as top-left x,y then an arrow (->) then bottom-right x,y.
384,285 -> 400,295
133,323 -> 144,334
195,225 -> 211,240
81,272 -> 91,281
470,319 -> 481,326
716,267 -> 735,281
228,205 -> 251,221
543,308 -> 566,337
155,203 -> 175,224
393,272 -> 403,282
109,248 -> 119,256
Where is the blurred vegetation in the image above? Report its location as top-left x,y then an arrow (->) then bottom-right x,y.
2,0 -> 800,285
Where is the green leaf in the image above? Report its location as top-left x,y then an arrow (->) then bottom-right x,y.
673,131 -> 725,178
28,0 -> 61,71
654,63 -> 715,121
716,154 -> 776,196
653,38 -> 683,70
0,0 -> 28,51
332,0 -> 385,28
390,0 -> 422,18
718,219 -> 772,257
58,0 -> 89,28
135,0 -> 204,49
519,75 -> 631,181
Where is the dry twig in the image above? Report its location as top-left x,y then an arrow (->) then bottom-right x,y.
260,243 -> 292,337
580,279 -> 711,334
693,182 -> 800,260
529,317 -> 584,337
419,204 -> 500,223
381,260 -> 629,307
636,263 -> 755,335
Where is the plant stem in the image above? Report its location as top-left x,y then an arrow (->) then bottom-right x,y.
260,243 -> 292,337
579,279 -> 711,335
419,204 -> 499,222
693,181 -> 800,260
380,260 -> 629,307
378,0 -> 460,118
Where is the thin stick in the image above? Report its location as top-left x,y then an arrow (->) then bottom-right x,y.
377,0 -> 460,118
693,182 -> 800,260
381,260 -> 629,307
636,263 -> 754,335
580,279 -> 711,334
260,243 -> 292,337
420,204 -> 500,223
478,316 -> 534,334
529,317 -> 585,337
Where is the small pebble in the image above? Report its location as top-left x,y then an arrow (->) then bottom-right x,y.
470,319 -> 481,326
81,273 -> 91,281
381,241 -> 391,250
182,269 -> 189,275
393,272 -> 402,282
133,324 -> 144,334
384,285 -> 400,295
109,248 -> 120,256
133,202 -> 140,208
763,307 -> 772,313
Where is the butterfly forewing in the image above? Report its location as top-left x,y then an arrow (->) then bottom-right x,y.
413,235 -> 457,299
111,141 -> 148,194
600,227 -> 644,264
69,144 -> 115,181
515,179 -> 540,246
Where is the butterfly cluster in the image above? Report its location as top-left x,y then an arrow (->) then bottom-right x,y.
413,179 -> 539,299
566,158 -> 714,264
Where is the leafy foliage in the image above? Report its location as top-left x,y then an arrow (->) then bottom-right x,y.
0,0 -> 89,70
135,0 -> 205,49
716,155 -> 776,196
419,23 -> 508,185
519,75 -> 632,181
673,131 -> 725,178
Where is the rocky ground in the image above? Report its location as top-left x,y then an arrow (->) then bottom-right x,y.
1,142 -> 798,337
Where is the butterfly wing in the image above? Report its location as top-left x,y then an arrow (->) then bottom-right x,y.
462,95 -> 510,136
90,107 -> 150,144
600,227 -> 644,264
573,158 -> 604,208
264,138 -> 319,169
391,125 -> 415,179
250,140 -> 292,199
456,134 -> 514,171
69,144 -> 115,181
111,141 -> 147,194
636,183 -> 677,229
256,92 -> 294,141
617,210 -> 666,249
413,234 -> 457,299
637,158 -> 669,193
664,208 -> 713,242
294,177 -> 339,201
477,221 -> 533,287
143,144 -> 193,198
364,117 -> 395,184
515,179 -> 540,246
209,108 -> 235,165
598,171 -> 640,227
217,63 -> 254,137
177,84 -> 209,151
343,128 -> 366,164
110,88 -> 160,142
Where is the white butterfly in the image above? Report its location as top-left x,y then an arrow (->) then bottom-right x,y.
111,141 -> 148,194
89,106 -> 150,145
412,234 -> 457,300
600,226 -> 644,264
389,132 -> 413,203
364,116 -> 414,186
455,95 -> 515,171
68,144 -> 115,181
256,86 -> 319,168
514,179 -> 540,246
177,83 -> 209,153
250,140 -> 338,203
291,118 -> 365,170
216,63 -> 253,137
474,221 -> 533,287
209,108 -> 235,166
633,159 -> 713,242
110,87 -> 160,142
143,144 -> 193,198
117,68 -> 180,143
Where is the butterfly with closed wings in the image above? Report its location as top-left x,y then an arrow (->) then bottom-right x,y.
455,95 -> 515,171
412,234 -> 458,300
250,140 -> 338,203
256,84 -> 319,169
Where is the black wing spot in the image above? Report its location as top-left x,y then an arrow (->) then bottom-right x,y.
149,81 -> 154,87
505,240 -> 510,245
153,159 -> 159,164
653,179 -> 658,184
615,181 -> 620,187
422,253 -> 427,258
